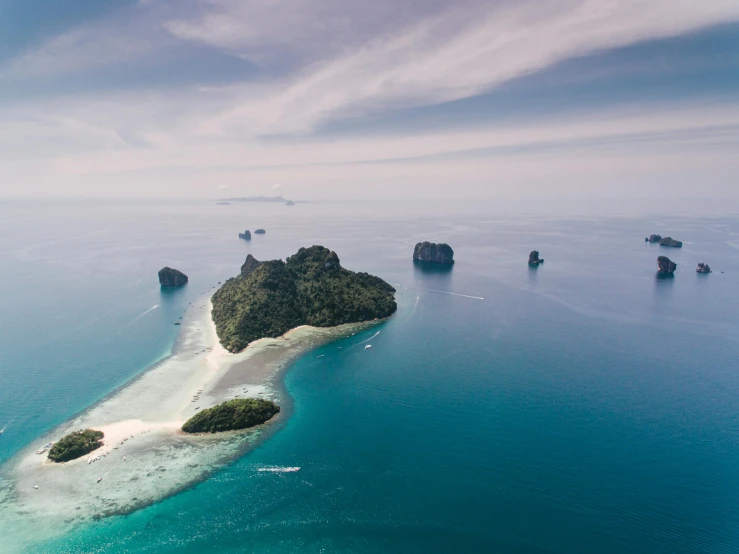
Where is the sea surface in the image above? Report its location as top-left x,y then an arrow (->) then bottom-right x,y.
1,199 -> 739,553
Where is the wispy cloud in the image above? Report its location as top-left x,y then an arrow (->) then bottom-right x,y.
1,0 -> 739,198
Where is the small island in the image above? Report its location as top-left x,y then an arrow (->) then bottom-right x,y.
182,398 -> 280,434
47,429 -> 104,463
413,242 -> 454,264
657,256 -> 677,275
659,237 -> 683,248
696,263 -> 712,274
238,230 -> 251,240
285,200 -> 295,206
528,250 -> 544,266
254,228 -> 266,235
212,245 -> 397,352
158,267 -> 188,287
646,234 -> 662,243
222,196 -> 292,204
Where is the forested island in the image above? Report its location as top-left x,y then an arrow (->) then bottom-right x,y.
182,399 -> 280,433
211,246 -> 397,352
47,429 -> 104,462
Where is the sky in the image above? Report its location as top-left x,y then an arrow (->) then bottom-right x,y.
1,0 -> 738,202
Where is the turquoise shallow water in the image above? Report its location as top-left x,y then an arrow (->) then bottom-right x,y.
2,200 -> 739,552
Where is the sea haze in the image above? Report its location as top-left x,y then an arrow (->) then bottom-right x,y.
1,199 -> 739,553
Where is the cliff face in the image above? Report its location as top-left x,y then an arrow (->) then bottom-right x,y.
657,256 -> 677,274
240,254 -> 264,277
413,242 -> 454,264
158,267 -> 188,287
659,237 -> 682,248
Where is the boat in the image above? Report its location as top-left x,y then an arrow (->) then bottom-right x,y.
33,485 -> 38,489
97,477 -> 102,483
365,344 -> 372,349
317,355 -> 325,358
174,321 -> 181,325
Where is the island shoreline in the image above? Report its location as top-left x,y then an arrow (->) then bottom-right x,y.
0,291 -> 391,552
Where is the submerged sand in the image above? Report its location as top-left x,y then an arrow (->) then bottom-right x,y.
0,297 -> 377,551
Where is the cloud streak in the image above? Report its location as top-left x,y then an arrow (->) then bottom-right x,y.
1,0 -> 739,199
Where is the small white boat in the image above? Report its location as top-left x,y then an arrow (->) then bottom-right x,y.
123,456 -> 126,462
365,344 -> 372,349
33,485 -> 38,489
97,477 -> 102,483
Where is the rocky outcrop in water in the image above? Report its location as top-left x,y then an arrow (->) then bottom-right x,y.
659,237 -> 682,248
528,250 -> 544,266
646,234 -> 662,243
158,267 -> 188,287
240,254 -> 264,277
254,229 -> 266,235
696,263 -> 712,274
657,256 -> 677,275
413,242 -> 454,264
285,200 -> 295,206
238,230 -> 251,240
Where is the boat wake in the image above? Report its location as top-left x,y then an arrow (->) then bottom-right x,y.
0,416 -> 16,435
424,289 -> 484,300
358,331 -> 380,345
122,305 -> 160,329
257,466 -> 301,473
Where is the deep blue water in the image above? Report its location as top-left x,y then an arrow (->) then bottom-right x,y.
2,200 -> 739,552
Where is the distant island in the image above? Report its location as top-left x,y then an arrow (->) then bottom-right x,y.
215,201 -> 231,206
182,399 -> 280,434
211,246 -> 397,352
413,242 -> 454,264
528,250 -> 544,266
285,200 -> 295,206
48,429 -> 104,462
222,196 -> 293,203
696,263 -> 712,274
158,267 -> 188,287
238,230 -> 251,240
657,256 -> 677,275
254,228 -> 266,234
659,237 -> 683,248
645,234 -> 661,243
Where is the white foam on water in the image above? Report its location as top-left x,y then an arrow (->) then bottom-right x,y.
257,466 -> 301,473
424,288 -> 484,300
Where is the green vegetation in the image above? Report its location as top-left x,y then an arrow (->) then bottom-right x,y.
182,398 -> 280,433
48,429 -> 104,462
212,245 -> 397,352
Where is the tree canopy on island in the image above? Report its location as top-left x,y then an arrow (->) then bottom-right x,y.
182,398 -> 280,433
48,429 -> 104,462
212,245 -> 397,352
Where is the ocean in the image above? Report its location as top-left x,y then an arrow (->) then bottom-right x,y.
1,199 -> 738,553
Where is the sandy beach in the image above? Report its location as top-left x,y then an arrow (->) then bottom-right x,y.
0,295 -> 377,551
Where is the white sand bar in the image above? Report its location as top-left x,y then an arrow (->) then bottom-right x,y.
0,298 -> 376,551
